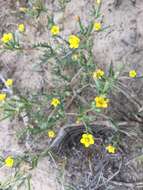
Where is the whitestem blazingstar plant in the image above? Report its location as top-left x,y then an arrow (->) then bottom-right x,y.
0,1 -> 142,188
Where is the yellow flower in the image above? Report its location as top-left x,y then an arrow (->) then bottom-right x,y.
76,117 -> 81,124
51,98 -> 60,107
69,35 -> 80,49
48,130 -> 56,138
50,25 -> 60,36
93,69 -> 104,80
95,96 -> 109,108
18,24 -> 25,32
94,22 -> 102,31
96,0 -> 101,4
0,93 -> 6,102
1,33 -> 13,44
19,7 -> 28,13
106,145 -> 116,154
32,6 -> 39,10
5,79 -> 13,87
5,156 -> 14,168
80,133 -> 95,148
129,70 -> 137,78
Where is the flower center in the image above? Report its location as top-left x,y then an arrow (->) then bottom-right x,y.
85,137 -> 90,143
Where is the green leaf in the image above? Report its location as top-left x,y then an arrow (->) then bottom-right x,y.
108,61 -> 114,77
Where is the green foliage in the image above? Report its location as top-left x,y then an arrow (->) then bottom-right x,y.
27,0 -> 47,17
58,0 -> 71,10
0,171 -> 31,190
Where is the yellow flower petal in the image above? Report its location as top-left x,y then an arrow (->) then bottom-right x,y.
69,35 -> 80,49
50,25 -> 60,36
80,133 -> 95,148
19,7 -> 28,13
84,143 -> 90,148
80,138 -> 85,144
5,156 -> 14,168
106,145 -> 116,154
51,98 -> 60,107
90,139 -> 94,145
82,134 -> 88,139
87,134 -> 93,139
94,22 -> 102,31
0,93 -> 6,101
96,0 -> 101,4
129,70 -> 137,78
18,24 -> 25,32
5,79 -> 13,86
95,96 -> 109,108
1,33 -> 13,44
48,130 -> 56,138
93,69 -> 104,80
